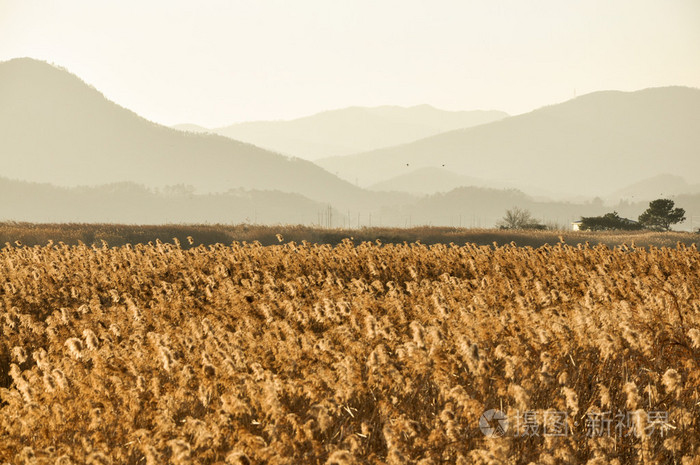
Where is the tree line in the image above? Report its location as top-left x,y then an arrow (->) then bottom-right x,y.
500,199 -> 687,231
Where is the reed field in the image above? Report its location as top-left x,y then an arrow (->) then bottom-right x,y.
1,237 -> 699,464
1,222 -> 699,249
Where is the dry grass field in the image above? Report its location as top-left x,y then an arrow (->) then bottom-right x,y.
0,222 -> 698,248
1,237 -> 699,463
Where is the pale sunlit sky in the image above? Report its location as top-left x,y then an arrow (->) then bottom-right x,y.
2,0 -> 699,127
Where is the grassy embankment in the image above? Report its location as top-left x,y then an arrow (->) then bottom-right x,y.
0,222 -> 697,248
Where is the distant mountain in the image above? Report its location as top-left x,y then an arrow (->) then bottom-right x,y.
199,105 -> 507,160
317,87 -> 700,197
0,58 -> 367,206
369,167 -> 485,194
3,174 -> 699,231
0,177 -> 328,224
368,166 -> 565,199
607,174 -> 700,202
405,186 -> 608,228
403,185 -> 700,231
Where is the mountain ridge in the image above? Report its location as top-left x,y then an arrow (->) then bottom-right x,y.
316,86 -> 700,197
0,58 -> 370,207
606,173 -> 700,202
176,105 -> 508,160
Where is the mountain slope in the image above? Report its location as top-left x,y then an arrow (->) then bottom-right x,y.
369,167 -> 485,194
0,177 -> 327,224
368,166 -> 575,200
208,105 -> 508,159
606,174 -> 700,202
317,87 -> 700,197
0,58 -> 365,205
172,123 -> 210,133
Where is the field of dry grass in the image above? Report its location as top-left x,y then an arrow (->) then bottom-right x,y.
0,222 -> 698,248
1,237 -> 699,463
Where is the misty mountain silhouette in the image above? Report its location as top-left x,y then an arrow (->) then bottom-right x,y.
2,58 -> 699,229
606,174 -> 700,202
0,58 -> 366,205
317,87 -> 700,197
3,173 -> 700,230
367,166 -> 566,199
0,177 -> 327,224
406,186 -> 588,227
369,167 -> 485,194
176,105 -> 507,160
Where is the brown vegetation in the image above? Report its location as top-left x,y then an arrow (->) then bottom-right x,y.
0,238 -> 699,463
0,222 -> 698,248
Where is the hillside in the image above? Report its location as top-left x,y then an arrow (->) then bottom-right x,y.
2,173 -> 699,230
0,177 -> 328,224
171,123 -> 210,133
204,105 -> 507,160
367,166 -> 563,199
398,186 -> 605,228
606,174 -> 700,203
368,167 -> 484,194
317,87 -> 700,197
0,58 -> 367,206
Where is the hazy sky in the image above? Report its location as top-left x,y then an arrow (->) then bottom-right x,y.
2,0 -> 699,127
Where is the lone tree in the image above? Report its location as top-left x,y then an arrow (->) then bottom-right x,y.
498,207 -> 546,230
638,199 -> 686,231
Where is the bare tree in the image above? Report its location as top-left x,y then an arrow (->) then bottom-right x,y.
498,207 -> 538,229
